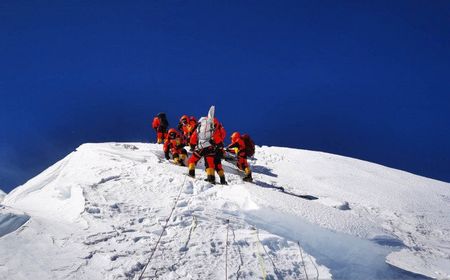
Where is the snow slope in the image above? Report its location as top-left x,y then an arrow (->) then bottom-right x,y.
1,143 -> 450,279
0,189 -> 5,203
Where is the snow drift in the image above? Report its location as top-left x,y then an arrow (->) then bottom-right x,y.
0,206 -> 29,238
1,143 -> 449,279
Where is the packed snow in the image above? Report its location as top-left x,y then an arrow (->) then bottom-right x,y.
1,142 -> 450,279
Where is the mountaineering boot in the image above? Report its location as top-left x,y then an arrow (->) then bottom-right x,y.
243,168 -> 253,182
179,154 -> 187,166
174,157 -> 181,165
205,168 -> 216,184
188,163 -> 196,178
205,175 -> 216,184
175,157 -> 185,166
220,176 -> 228,185
243,174 -> 253,182
188,169 -> 195,178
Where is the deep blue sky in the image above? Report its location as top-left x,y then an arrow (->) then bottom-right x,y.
1,1 -> 449,192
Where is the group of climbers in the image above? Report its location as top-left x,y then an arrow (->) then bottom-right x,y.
151,107 -> 254,184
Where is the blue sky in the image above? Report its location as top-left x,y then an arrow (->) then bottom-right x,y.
1,1 -> 449,192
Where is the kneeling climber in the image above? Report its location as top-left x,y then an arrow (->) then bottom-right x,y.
163,128 -> 188,166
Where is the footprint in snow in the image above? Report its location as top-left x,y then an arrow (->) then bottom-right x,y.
85,207 -> 101,214
176,201 -> 188,208
183,182 -> 194,194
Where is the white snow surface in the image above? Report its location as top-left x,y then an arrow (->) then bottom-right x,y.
1,142 -> 450,279
0,189 -> 5,203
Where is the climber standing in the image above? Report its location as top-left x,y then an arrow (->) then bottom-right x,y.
226,132 -> 254,182
152,112 -> 169,144
163,128 -> 188,166
187,106 -> 227,185
211,117 -> 227,183
178,115 -> 198,150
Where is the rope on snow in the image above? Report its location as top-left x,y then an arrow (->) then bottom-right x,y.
255,227 -> 282,280
138,174 -> 188,280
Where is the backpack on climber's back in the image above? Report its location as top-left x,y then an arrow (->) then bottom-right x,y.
196,117 -> 214,150
157,112 -> 169,128
242,134 -> 255,157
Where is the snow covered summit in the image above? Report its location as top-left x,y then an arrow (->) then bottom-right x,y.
1,143 -> 449,279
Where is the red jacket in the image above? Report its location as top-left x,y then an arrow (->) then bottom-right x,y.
189,122 -> 226,147
190,130 -> 198,146
164,134 -> 186,154
212,123 -> 226,145
152,117 -> 160,130
180,119 -> 197,138
227,138 -> 246,156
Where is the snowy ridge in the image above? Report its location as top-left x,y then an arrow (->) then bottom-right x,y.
1,143 -> 450,279
0,205 -> 29,238
0,189 -> 5,203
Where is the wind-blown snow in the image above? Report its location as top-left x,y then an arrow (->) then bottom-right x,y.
1,143 -> 449,279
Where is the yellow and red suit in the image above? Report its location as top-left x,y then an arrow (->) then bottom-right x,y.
152,117 -> 167,144
163,134 -> 187,165
187,120 -> 227,184
227,137 -> 252,179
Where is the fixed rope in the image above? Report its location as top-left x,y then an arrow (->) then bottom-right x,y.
255,227 -> 282,280
307,251 -> 320,280
225,219 -> 230,280
230,225 -> 244,280
297,241 -> 309,280
138,175 -> 188,280
252,227 -> 268,279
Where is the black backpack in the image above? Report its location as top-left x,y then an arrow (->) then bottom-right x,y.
157,112 -> 169,128
242,134 -> 255,157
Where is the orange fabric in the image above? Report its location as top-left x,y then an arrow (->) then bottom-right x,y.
156,132 -> 166,142
164,130 -> 186,155
237,156 -> 249,171
212,123 -> 226,145
229,138 -> 245,152
188,151 -> 201,165
152,117 -> 160,129
190,130 -> 198,146
167,128 -> 178,136
205,156 -> 215,169
180,119 -> 197,136
227,136 -> 248,170
231,132 -> 241,143
189,119 -> 224,147
180,115 -> 189,122
187,147 -> 217,170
